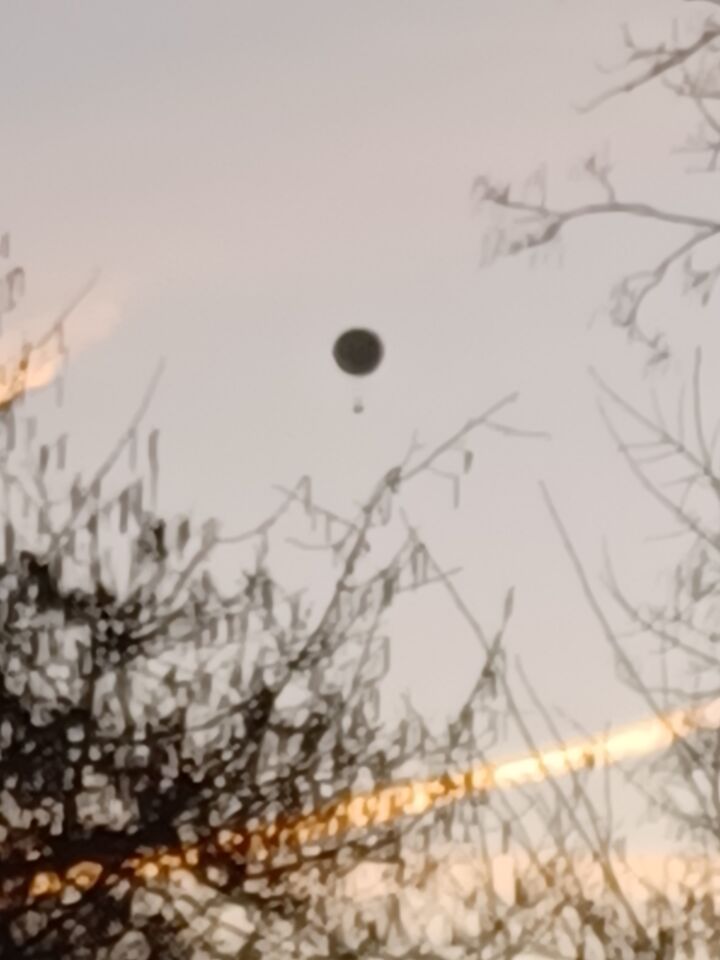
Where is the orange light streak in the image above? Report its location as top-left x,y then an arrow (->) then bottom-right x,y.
1,277 -> 123,411
16,695 -> 720,907
0,354 -> 61,409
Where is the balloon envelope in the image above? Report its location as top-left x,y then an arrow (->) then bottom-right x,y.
333,328 -> 384,376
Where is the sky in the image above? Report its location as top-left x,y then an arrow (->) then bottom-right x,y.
1,0 -> 718,857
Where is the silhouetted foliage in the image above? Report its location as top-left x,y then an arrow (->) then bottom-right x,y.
0,239 -> 549,957
12,6 -> 720,957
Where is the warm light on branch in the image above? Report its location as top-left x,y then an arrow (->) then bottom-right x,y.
16,695 -> 720,908
0,278 -> 124,411
0,355 -> 62,409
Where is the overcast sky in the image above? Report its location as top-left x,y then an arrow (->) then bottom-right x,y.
2,2 -> 717,854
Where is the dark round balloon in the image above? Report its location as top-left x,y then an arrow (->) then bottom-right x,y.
333,328 -> 384,376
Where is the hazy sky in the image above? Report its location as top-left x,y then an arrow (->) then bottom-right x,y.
2,0 -> 716,818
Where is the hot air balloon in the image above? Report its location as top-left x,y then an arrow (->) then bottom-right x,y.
332,328 -> 384,413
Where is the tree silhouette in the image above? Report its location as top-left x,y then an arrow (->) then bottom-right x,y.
0,240 -> 551,958
12,8 -> 720,956
471,2 -> 720,956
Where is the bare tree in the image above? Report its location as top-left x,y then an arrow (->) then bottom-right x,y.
474,3 -> 720,368
13,7 -> 720,955
0,238 -> 563,958
470,2 -> 720,956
